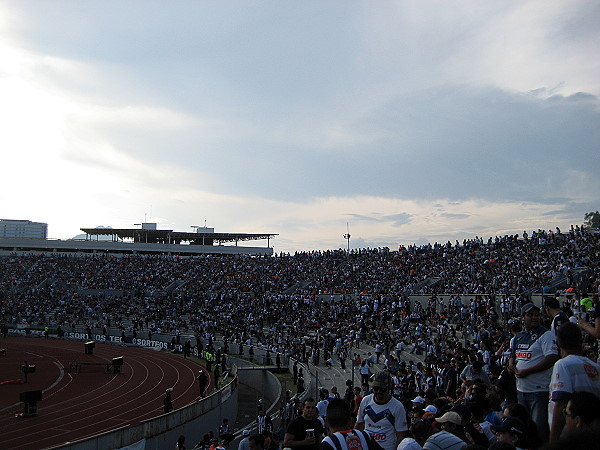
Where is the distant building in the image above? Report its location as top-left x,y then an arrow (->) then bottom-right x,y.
0,219 -> 48,239
0,221 -> 276,257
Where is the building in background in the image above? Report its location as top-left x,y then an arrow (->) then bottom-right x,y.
0,219 -> 48,239
0,221 -> 276,256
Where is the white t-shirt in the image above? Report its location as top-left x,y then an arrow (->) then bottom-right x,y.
550,354 -> 600,400
512,328 -> 558,392
357,394 -> 408,450
317,399 -> 329,418
548,354 -> 600,426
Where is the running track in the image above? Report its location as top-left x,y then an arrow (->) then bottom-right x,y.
0,337 -> 211,449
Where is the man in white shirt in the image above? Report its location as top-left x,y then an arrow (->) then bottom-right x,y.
238,430 -> 251,450
549,322 -> 600,442
507,303 -> 558,444
317,389 -> 330,419
357,371 -> 407,450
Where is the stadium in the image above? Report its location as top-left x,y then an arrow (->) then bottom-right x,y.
1,221 -> 599,449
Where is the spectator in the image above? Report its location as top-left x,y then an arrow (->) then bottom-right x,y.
218,418 -> 234,446
284,398 -> 324,450
316,389 -> 330,419
501,403 -> 541,450
560,391 -> 600,437
490,417 -> 525,449
238,430 -> 251,450
549,322 -> 600,442
576,294 -> 600,342
321,399 -> 381,450
544,297 -> 569,335
356,371 -> 408,450
248,434 -> 265,450
423,412 -> 466,450
507,303 -> 558,443
460,360 -> 491,386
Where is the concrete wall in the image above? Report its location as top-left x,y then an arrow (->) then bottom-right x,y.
6,331 -> 240,450
409,293 -> 547,309
236,367 -> 281,415
53,383 -> 238,450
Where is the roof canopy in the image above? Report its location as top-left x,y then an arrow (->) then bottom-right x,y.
80,227 -> 277,245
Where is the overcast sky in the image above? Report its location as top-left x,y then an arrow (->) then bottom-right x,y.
1,1 -> 598,253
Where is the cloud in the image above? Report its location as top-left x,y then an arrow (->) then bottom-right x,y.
0,1 -> 598,253
343,213 -> 413,227
441,213 -> 471,220
385,213 -> 413,226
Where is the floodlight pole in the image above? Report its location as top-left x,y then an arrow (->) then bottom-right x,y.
343,222 -> 351,254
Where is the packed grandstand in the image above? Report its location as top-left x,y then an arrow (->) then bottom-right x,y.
1,223 -> 599,449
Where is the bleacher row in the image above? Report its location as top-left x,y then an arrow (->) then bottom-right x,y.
0,227 -> 598,337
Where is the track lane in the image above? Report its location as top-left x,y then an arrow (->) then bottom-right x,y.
0,337 -> 206,450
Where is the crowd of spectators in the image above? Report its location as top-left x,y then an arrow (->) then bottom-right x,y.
0,226 -> 599,361
1,225 -> 597,330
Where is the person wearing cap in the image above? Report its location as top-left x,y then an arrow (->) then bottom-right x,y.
491,417 -> 525,449
238,430 -> 251,450
507,302 -> 558,443
422,412 -> 466,450
423,405 -> 437,415
411,396 -> 425,408
548,322 -> 600,442
356,371 -> 407,450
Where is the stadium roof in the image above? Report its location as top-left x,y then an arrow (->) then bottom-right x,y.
80,227 -> 278,245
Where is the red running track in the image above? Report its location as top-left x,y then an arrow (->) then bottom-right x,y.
0,337 -> 211,450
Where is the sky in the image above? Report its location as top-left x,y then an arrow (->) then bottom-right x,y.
1,1 -> 599,253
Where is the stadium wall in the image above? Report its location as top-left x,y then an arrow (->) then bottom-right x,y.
409,294 -> 546,309
317,293 -> 547,309
229,359 -> 282,416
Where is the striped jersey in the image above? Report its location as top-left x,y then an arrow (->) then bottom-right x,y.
322,430 -> 381,450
